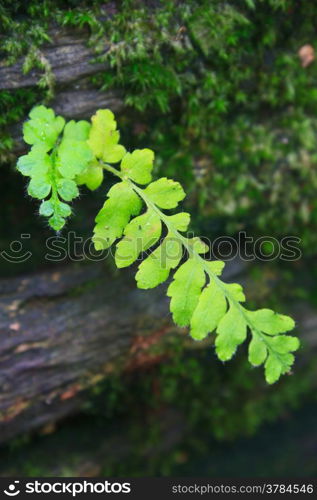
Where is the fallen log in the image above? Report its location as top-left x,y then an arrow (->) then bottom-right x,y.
0,27 -> 125,155
0,30 -> 109,90
0,262 -> 175,443
0,258 -> 249,443
51,89 -> 123,119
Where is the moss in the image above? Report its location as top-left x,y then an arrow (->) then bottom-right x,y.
2,1 -> 317,245
87,0 -> 317,247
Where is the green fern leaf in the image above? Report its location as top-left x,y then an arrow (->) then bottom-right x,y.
264,353 -> 295,385
187,237 -> 209,254
76,159 -> 104,191
135,249 -> 170,289
190,282 -> 227,340
17,145 -> 49,177
17,106 -> 94,231
167,259 -> 206,327
88,108 -> 299,383
215,305 -> 247,361
246,309 -> 298,383
17,146 -> 52,199
224,283 -> 246,302
248,335 -> 267,366
266,335 -> 300,353
121,149 -> 154,185
93,182 -> 142,250
56,179 -> 79,201
87,109 -> 126,162
206,260 -> 225,275
167,212 -> 191,232
136,233 -> 183,289
247,309 -> 295,335
56,120 -> 93,179
115,209 -> 162,268
23,105 -> 65,151
144,177 -> 185,208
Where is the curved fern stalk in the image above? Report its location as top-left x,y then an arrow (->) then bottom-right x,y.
89,111 -> 300,385
16,106 -> 300,384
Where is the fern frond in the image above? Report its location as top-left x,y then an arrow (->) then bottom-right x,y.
17,106 -> 94,230
16,106 -> 300,384
88,112 -> 299,384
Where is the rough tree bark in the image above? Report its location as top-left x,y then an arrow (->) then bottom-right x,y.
0,30 -> 109,90
0,258 -> 246,443
0,27 -> 124,153
0,262 -> 178,443
0,257 -> 315,443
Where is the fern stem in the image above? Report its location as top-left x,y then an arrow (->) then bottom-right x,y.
49,147 -> 60,206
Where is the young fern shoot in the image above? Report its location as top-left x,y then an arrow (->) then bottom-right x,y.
17,106 -> 300,384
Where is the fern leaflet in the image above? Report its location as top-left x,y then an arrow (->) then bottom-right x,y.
17,106 -> 93,230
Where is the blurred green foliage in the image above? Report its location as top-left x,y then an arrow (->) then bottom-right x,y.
1,337 -> 316,476
2,0 -> 317,247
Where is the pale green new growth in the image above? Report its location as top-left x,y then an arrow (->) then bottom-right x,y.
23,106 -> 65,151
115,209 -> 162,268
18,106 -> 96,230
93,182 -> 142,251
17,106 -> 300,384
144,178 -> 186,208
56,120 -> 92,179
87,109 -> 126,163
77,159 -> 104,191
190,283 -> 226,340
121,149 -> 154,184
167,258 -> 206,327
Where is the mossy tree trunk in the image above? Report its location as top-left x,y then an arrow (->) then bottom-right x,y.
0,27 -> 123,154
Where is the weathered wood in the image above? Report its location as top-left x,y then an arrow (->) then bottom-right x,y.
52,89 -> 123,119
0,258 -> 249,443
0,262 -> 176,442
0,256 -> 315,443
0,27 -> 125,155
0,31 -> 109,90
